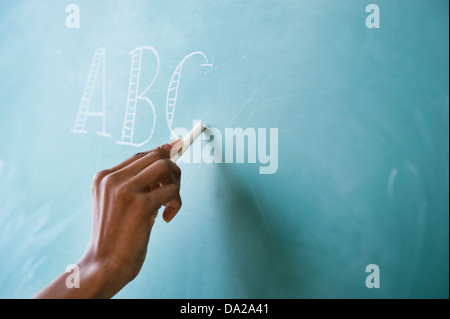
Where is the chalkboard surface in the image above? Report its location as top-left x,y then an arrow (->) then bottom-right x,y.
0,0 -> 448,298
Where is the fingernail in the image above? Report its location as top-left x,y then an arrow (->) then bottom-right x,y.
169,138 -> 182,146
163,206 -> 177,223
169,139 -> 184,159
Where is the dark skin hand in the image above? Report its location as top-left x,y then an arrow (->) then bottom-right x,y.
33,139 -> 183,298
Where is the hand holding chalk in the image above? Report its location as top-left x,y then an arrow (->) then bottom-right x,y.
34,140 -> 183,299
170,122 -> 208,162
35,123 -> 209,299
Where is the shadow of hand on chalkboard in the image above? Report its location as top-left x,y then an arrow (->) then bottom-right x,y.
216,165 -> 308,298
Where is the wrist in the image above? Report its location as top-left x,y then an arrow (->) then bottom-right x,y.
77,253 -> 129,298
33,253 -> 126,299
75,256 -> 109,298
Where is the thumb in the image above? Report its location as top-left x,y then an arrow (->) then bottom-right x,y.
154,139 -> 183,160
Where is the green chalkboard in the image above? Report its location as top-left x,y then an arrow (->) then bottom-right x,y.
0,0 -> 448,298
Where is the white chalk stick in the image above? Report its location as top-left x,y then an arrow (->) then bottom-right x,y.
170,122 -> 208,162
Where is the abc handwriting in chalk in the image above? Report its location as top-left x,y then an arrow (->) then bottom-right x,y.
71,46 -> 212,146
70,3 -> 381,144
70,47 -> 279,175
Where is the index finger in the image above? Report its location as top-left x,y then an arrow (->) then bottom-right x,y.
116,139 -> 183,178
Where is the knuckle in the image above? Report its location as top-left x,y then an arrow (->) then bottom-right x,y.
133,151 -> 149,158
147,151 -> 163,162
167,183 -> 180,194
155,158 -> 171,171
153,149 -> 165,159
173,165 -> 181,178
155,144 -> 171,157
176,193 -> 182,206
92,169 -> 111,186
101,172 -> 120,188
